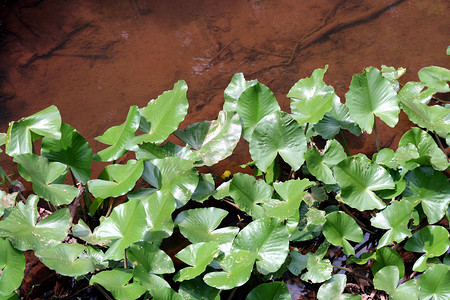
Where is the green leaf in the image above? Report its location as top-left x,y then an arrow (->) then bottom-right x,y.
317,274 -> 361,300
72,219 -> 106,246
13,154 -> 79,206
35,243 -> 95,276
93,200 -> 147,260
322,211 -> 364,255
381,65 -> 406,91
127,241 -> 174,292
345,67 -> 399,133
89,269 -> 146,300
418,66 -> 450,92
179,276 -> 220,300
395,127 -> 449,171
299,242 -> 333,283
203,249 -> 257,290
373,266 -> 398,294
41,123 -> 93,184
5,105 -> 62,157
246,282 -> 291,300
264,179 -> 314,219
88,159 -> 144,199
174,242 -> 220,282
236,82 -> 281,141
314,96 -> 361,139
249,111 -> 307,172
94,105 -> 140,162
0,132 -> 6,152
174,110 -> 242,166
229,173 -> 272,218
191,173 -> 215,202
223,73 -> 258,112
404,226 -> 449,272
334,154 -> 394,210
398,82 -> 450,139
140,191 -> 176,243
135,142 -> 199,162
305,139 -> 347,184
142,157 -> 198,207
370,200 -> 414,248
288,65 -> 335,124
131,80 -> 189,146
0,238 -> 25,297
372,247 -> 405,279
0,195 -> 70,251
232,217 -> 289,273
403,166 -> 450,224
418,264 -> 450,300
175,207 -> 239,251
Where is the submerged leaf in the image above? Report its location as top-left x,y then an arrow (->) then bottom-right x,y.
345,67 -> 399,133
249,111 -> 307,172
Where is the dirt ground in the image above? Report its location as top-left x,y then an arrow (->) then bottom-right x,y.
0,0 -> 449,298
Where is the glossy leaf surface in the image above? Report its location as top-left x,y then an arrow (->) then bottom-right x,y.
418,264 -> 450,300
89,269 -> 146,300
223,73 -> 257,112
322,211 -> 364,255
317,274 -> 361,300
246,282 -> 291,300
0,238 -> 25,297
174,242 -> 220,282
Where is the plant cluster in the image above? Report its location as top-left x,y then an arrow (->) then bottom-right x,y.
0,60 -> 449,299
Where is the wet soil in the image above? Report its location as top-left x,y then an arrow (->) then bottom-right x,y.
0,0 -> 449,299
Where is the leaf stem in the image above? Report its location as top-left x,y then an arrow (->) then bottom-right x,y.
433,131 -> 449,162
304,123 -> 309,136
340,131 -> 351,156
332,264 -> 352,272
373,120 -> 380,152
105,198 -> 114,218
227,287 -> 237,300
124,249 -> 127,269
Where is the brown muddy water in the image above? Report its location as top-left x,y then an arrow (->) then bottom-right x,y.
0,1 -> 448,297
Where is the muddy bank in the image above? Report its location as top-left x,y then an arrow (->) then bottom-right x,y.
0,0 -> 449,177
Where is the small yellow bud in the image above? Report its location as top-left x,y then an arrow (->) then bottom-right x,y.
221,170 -> 232,181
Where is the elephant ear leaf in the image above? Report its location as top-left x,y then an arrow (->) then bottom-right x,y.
223,73 -> 258,112
90,269 -> 146,300
288,65 -> 335,125
246,282 -> 291,300
94,105 -> 140,162
5,105 -> 62,157
0,195 -> 71,251
0,238 -> 25,297
418,66 -> 450,92
13,153 -> 79,206
345,67 -> 399,133
322,211 -> 364,255
174,242 -> 220,282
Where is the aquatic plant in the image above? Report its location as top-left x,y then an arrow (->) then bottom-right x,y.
0,62 -> 449,299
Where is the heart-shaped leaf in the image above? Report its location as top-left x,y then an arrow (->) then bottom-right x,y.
345,67 -> 399,133
14,153 -> 79,206
263,179 -> 314,219
395,127 -> 448,171
203,249 -> 257,290
174,110 -> 242,166
370,199 -> 414,248
293,242 -> 332,283
317,274 -> 361,300
131,80 -> 189,146
90,269 -> 146,300
94,105 -> 140,162
223,73 -> 257,112
5,105 -> 61,157
288,65 -> 335,125
314,96 -> 361,139
403,166 -> 450,224
93,200 -> 147,260
229,173 -> 272,219
249,111 -> 307,172
418,66 -> 450,92
179,276 -> 220,300
418,264 -> 450,300
246,282 -> 291,300
398,82 -> 450,139
371,247 -> 405,279
334,154 -> 394,211
0,195 -> 70,251
35,243 -> 95,276
404,225 -> 449,272
174,207 -> 239,250
236,82 -> 281,140
373,265 -> 398,295
88,159 -> 144,199
305,139 -> 347,184
41,123 -> 93,184
232,217 -> 289,273
174,242 -> 220,282
322,211 -> 364,255
0,238 -> 25,297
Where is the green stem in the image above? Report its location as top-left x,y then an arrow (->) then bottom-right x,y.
340,204 -> 376,235
227,287 -> 237,300
373,120 -> 380,152
304,123 -> 309,136
433,131 -> 449,162
332,265 -> 352,272
124,249 -> 127,269
340,131 -> 351,156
